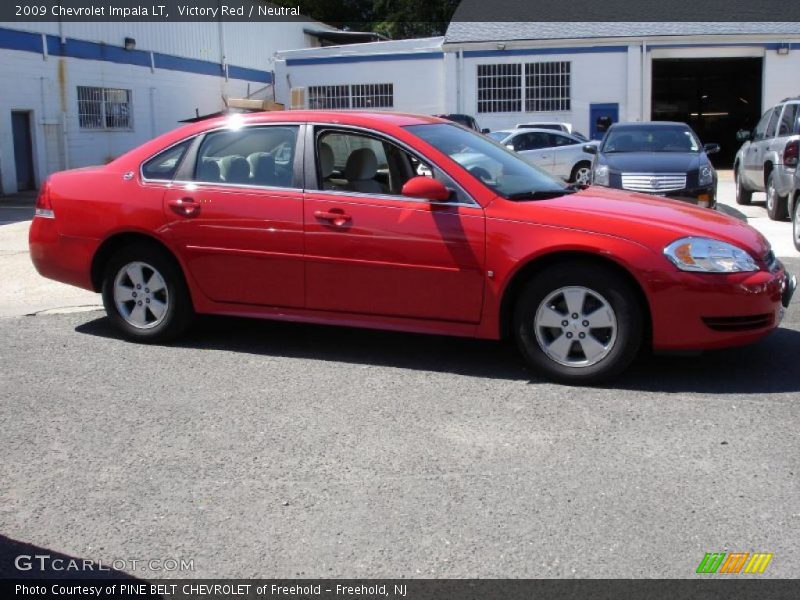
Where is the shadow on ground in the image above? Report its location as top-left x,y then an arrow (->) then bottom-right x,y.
0,533 -> 150,583
76,312 -> 800,395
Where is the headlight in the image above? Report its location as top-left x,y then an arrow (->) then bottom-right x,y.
593,165 -> 609,186
663,237 -> 758,273
698,165 -> 713,187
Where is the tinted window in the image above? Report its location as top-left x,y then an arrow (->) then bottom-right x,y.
141,140 -> 190,181
514,131 -> 554,151
778,104 -> 798,136
194,126 -> 298,187
406,123 -> 567,199
753,109 -> 773,140
602,125 -> 700,153
552,133 -> 577,147
765,108 -> 781,138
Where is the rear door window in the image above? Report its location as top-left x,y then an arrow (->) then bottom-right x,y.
753,109 -> 773,141
778,103 -> 798,136
193,125 -> 299,188
765,107 -> 781,138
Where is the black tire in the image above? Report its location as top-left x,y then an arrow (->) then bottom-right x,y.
735,166 -> 752,206
766,171 -> 788,221
101,243 -> 194,343
512,263 -> 644,385
793,196 -> 800,253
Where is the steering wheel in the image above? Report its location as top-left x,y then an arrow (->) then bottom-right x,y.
469,166 -> 493,183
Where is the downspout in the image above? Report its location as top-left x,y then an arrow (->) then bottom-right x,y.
641,40 -> 647,121
457,48 -> 464,114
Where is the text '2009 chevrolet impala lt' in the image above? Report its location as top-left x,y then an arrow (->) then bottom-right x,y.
29,112 -> 796,384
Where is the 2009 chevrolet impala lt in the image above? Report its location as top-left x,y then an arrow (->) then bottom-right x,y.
29,112 -> 796,383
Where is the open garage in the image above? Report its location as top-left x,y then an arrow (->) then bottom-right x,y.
651,57 -> 763,167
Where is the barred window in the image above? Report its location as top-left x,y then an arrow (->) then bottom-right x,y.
525,61 -> 571,112
477,64 -> 521,113
351,83 -> 393,109
77,86 -> 132,129
308,84 -> 394,110
308,85 -> 351,110
477,61 -> 571,114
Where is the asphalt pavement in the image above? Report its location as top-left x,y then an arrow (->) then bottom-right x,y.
0,258 -> 798,579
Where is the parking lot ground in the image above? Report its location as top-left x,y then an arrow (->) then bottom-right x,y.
1,257 -> 798,579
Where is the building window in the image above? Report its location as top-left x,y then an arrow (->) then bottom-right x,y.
351,83 -> 393,109
477,64 -> 521,113
77,86 -> 132,129
308,85 -> 351,109
308,84 -> 394,110
525,61 -> 571,112
477,61 -> 571,113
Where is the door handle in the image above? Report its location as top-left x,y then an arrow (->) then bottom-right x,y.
314,209 -> 351,227
168,197 -> 200,217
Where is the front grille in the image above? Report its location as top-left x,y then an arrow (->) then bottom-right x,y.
702,314 -> 774,332
621,173 -> 687,193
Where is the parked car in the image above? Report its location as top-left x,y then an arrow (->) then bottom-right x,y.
586,121 -> 720,209
486,128 -> 597,185
517,121 -> 572,133
433,113 -> 488,134
29,112 -> 794,384
734,96 -> 800,220
790,164 -> 800,252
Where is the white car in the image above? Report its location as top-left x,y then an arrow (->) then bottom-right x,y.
487,128 -> 598,185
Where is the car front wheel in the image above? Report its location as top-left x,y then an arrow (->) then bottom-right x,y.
735,167 -> 752,205
513,263 -> 644,384
570,162 -> 592,186
766,172 -> 788,220
793,197 -> 800,252
101,243 -> 194,342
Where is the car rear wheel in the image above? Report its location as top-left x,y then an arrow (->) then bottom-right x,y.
570,162 -> 592,186
793,197 -> 800,252
513,263 -> 644,384
735,167 -> 752,205
766,172 -> 788,220
102,243 -> 194,342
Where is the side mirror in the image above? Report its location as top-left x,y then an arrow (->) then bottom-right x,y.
582,144 -> 598,155
703,143 -> 721,155
481,128 -> 490,134
736,129 -> 752,142
506,144 -> 516,151
401,176 -> 451,202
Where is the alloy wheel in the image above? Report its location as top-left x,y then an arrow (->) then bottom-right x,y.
113,261 -> 169,329
574,166 -> 592,186
533,286 -> 618,367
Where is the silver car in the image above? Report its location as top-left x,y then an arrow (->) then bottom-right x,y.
734,96 -> 800,220
790,163 -> 800,252
488,128 -> 597,185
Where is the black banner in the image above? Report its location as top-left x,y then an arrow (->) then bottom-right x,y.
3,579 -> 800,600
3,0 -> 800,22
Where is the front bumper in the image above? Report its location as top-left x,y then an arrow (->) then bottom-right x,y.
659,185 -> 716,208
649,265 -> 793,351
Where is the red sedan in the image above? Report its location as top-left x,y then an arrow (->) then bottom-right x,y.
29,111 -> 795,384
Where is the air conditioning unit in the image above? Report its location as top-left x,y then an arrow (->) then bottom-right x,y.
290,87 -> 306,110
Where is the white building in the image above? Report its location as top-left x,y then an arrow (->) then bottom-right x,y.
0,20 -> 335,194
275,22 -> 800,165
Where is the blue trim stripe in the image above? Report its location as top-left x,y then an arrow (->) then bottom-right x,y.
286,51 -> 444,66
0,26 -> 271,83
463,45 -> 629,58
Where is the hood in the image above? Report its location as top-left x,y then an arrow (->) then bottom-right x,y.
602,152 -> 703,173
495,186 -> 770,260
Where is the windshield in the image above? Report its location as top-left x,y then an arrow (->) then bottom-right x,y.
405,123 -> 569,200
487,130 -> 512,142
602,125 -> 701,153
